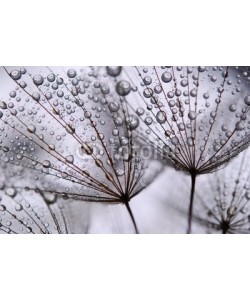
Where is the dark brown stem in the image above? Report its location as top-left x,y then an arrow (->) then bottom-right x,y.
187,172 -> 197,234
125,202 -> 139,234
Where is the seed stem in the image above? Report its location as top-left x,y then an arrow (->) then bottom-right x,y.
125,202 -> 139,234
187,172 -> 197,234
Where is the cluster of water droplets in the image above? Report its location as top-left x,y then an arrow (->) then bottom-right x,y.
0,66 -> 161,208
120,66 -> 250,174
192,148 -> 250,233
0,180 -> 68,234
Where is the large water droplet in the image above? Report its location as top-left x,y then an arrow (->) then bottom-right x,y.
33,75 -> 44,86
161,72 -> 172,83
116,80 -> 131,96
10,70 -> 21,80
106,66 -> 122,77
156,111 -> 167,124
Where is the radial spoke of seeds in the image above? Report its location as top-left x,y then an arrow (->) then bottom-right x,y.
119,96 -> 139,196
45,67 -> 125,195
130,67 -> 191,168
192,69 -> 200,169
153,67 -> 193,167
124,90 -> 190,171
149,67 -> 194,168
171,67 -> 194,167
198,117 -> 250,173
4,68 -> 124,198
0,116 -> 118,198
195,67 -> 229,170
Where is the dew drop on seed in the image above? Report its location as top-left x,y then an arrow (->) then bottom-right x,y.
0,204 -> 6,211
190,89 -> 197,97
106,66 -> 122,77
136,107 -> 145,116
43,192 -> 57,204
128,115 -> 139,130
227,206 -> 236,216
0,100 -> 7,109
244,96 -> 250,106
161,72 -> 172,83
154,85 -> 162,94
108,101 -> 120,112
178,123 -> 185,131
143,76 -> 152,85
229,104 -> 237,112
33,75 -> 44,86
47,73 -> 55,82
43,160 -> 51,168
116,80 -> 131,96
5,187 -> 17,198
188,111 -> 196,120
145,117 -> 153,125
32,92 -> 40,101
187,137 -> 194,147
27,125 -> 36,133
15,204 -> 23,211
66,155 -> 74,164
67,69 -> 77,78
156,111 -> 167,124
10,70 -> 21,80
171,137 -> 178,145
236,120 -> 245,131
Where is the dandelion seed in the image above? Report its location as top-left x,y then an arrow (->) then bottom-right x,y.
0,66 -> 162,234
118,66 -> 250,233
192,149 -> 250,233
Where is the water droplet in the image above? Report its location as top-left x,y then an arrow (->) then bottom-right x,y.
43,192 -> 57,204
10,70 -> 21,80
161,72 -> 172,83
5,187 -> 17,198
244,96 -> 250,106
0,205 -> 6,211
47,73 -> 55,82
227,206 -> 236,217
127,115 -> 139,130
106,66 -> 122,77
33,75 -> 44,85
116,80 -> 131,96
67,69 -> 77,78
27,125 -> 36,133
43,160 -> 51,168
0,101 -> 7,109
156,111 -> 167,124
15,204 -> 23,211
66,155 -> 74,164
190,89 -> 197,97
108,101 -> 120,112
229,104 -> 237,112
136,107 -> 145,116
145,117 -> 153,125
236,120 -> 245,131
187,137 -> 194,147
188,111 -> 196,120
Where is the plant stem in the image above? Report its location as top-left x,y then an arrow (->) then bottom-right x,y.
125,202 -> 139,234
187,172 -> 197,234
